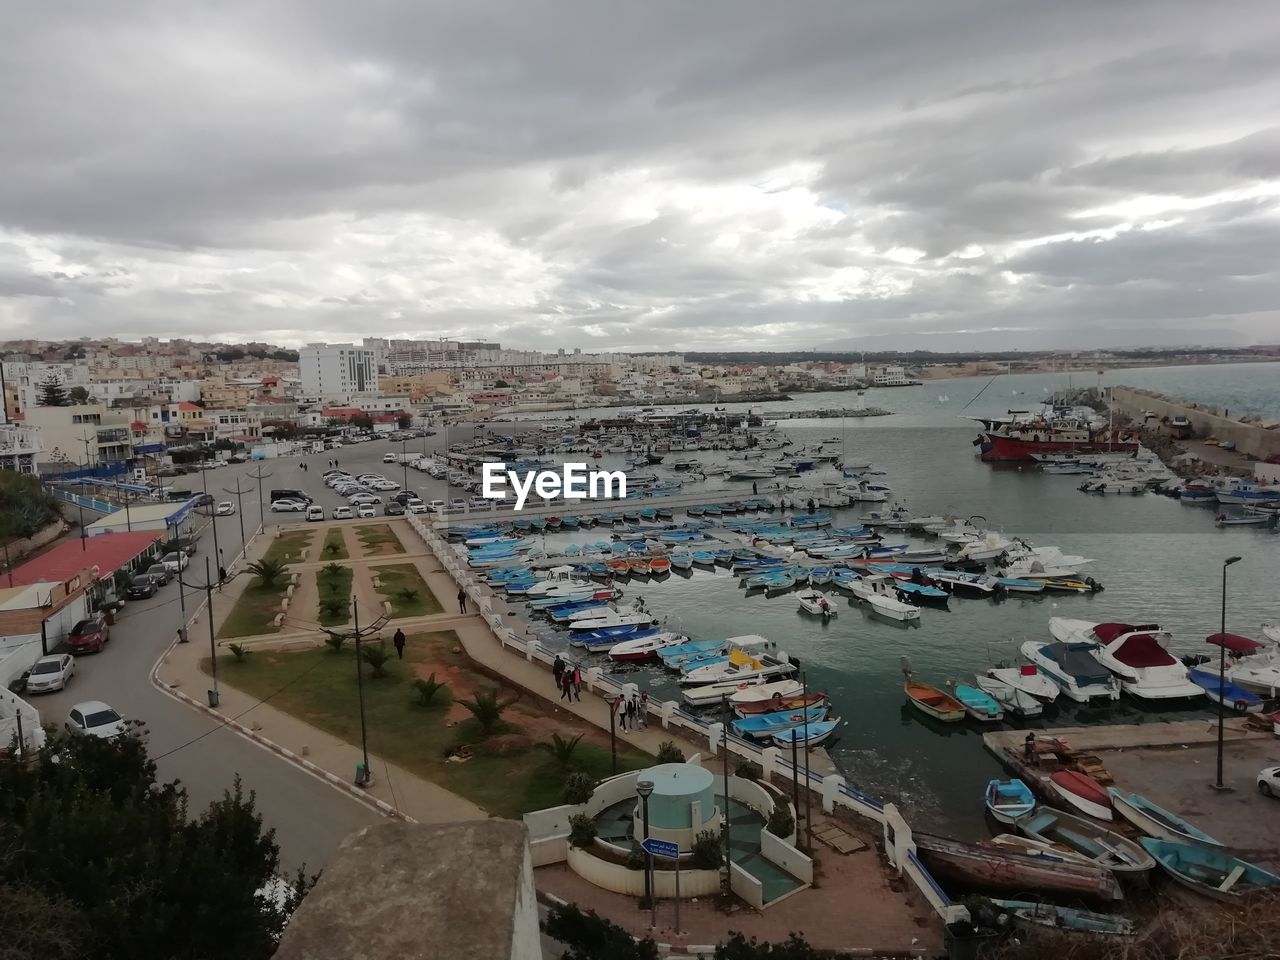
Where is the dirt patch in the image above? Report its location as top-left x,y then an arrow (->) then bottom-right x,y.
353,523 -> 405,557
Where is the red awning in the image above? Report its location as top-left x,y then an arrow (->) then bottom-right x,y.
1206,633 -> 1265,654
1092,622 -> 1135,643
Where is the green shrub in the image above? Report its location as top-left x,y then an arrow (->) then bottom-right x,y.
767,805 -> 795,839
568,813 -> 596,849
324,633 -> 346,653
227,643 -> 248,663
563,771 -> 595,805
655,740 -> 685,764
734,757 -> 760,779
626,846 -> 646,870
690,830 -> 723,870
412,674 -> 447,707
360,642 -> 391,678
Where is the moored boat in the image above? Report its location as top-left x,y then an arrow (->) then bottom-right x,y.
1187,668 -> 1266,714
1107,788 -> 1220,847
1049,771 -> 1113,821
986,664 -> 1060,702
1015,809 -> 1155,874
731,705 -> 829,739
975,674 -> 1044,717
904,681 -> 966,722
732,691 -> 828,716
1140,838 -> 1280,900
728,678 -> 803,708
607,632 -> 687,663
770,719 -> 839,749
985,779 -> 1036,824
953,684 -> 1004,722
1021,640 -> 1120,702
796,589 -> 837,617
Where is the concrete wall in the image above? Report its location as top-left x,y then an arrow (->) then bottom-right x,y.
509,841 -> 542,960
730,861 -> 764,909
566,845 -> 721,898
760,827 -> 813,884
0,686 -> 46,754
0,519 -> 67,564
1113,386 -> 1280,461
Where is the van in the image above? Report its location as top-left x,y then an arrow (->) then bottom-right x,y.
269,488 -> 312,504
305,504 -> 324,522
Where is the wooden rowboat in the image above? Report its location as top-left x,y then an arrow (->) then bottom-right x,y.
733,692 -> 828,716
1049,770 -> 1113,821
1015,809 -> 1154,875
904,681 -> 966,722
1140,838 -> 1280,901
914,832 -> 1123,901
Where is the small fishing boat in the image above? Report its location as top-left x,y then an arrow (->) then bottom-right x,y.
733,691 -> 828,716
605,558 -> 632,577
975,674 -> 1044,717
1140,838 -> 1280,900
1215,512 -> 1272,526
731,705 -> 829,739
680,646 -> 794,687
648,556 -> 672,576
985,779 -> 1036,824
1016,809 -> 1155,874
668,549 -> 694,571
796,589 -> 837,618
607,632 -> 686,663
657,637 -> 730,669
1107,788 -> 1220,847
893,581 -> 951,606
986,664 -> 1060,702
1049,771 -> 1113,821
770,719 -> 839,749
807,566 -> 833,586
728,678 -> 803,707
904,681 -> 966,722
627,558 -> 652,576
852,575 -> 921,622
568,612 -> 657,633
988,900 -> 1134,937
1187,668 -> 1267,713
914,833 -> 1123,901
953,684 -> 1005,722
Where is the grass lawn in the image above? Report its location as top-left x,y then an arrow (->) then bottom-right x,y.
315,563 -> 355,627
217,581 -> 286,638
262,529 -> 314,565
373,563 -> 442,617
211,631 -> 651,818
320,528 -> 349,561
353,523 -> 405,556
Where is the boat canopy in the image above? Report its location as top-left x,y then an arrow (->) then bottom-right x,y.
1206,633 -> 1265,654
1092,622 -> 1159,643
1111,634 -> 1178,668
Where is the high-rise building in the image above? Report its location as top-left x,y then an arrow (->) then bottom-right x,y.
299,343 -> 377,398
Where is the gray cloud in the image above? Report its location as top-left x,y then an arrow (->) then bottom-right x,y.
1,1 -> 1279,351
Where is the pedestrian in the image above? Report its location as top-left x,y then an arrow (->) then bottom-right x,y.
177,627 -> 188,644
807,497 -> 815,514
639,690 -> 649,726
457,587 -> 467,613
392,628 -> 406,660
1024,732 -> 1037,765
626,696 -> 637,729
559,671 -> 573,701
616,696 -> 628,730
217,564 -> 227,591
552,654 -> 565,689
752,481 -> 758,495
572,665 -> 582,701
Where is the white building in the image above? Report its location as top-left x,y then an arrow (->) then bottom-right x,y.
300,343 -> 377,398
0,422 -> 41,474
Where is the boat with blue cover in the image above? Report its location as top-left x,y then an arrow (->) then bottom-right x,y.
985,779 -> 1035,824
573,626 -> 661,648
1187,668 -> 1266,713
954,684 -> 1005,721
1139,838 -> 1280,900
1107,789 -> 1221,847
770,719 -> 840,748
743,570 -> 796,591
731,705 -> 829,739
658,638 -> 730,669
894,581 -> 950,606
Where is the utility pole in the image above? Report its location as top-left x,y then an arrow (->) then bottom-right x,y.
721,693 -> 732,893
1214,556 -> 1243,791
802,671 -> 813,851
318,600 -> 389,787
222,478 -> 252,558
247,464 -> 273,536
201,458 -> 221,563
401,439 -> 409,491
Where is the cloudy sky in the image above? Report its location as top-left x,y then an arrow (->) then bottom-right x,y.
2,1 -> 1279,352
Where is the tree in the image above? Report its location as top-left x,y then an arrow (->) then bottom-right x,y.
351,414 -> 374,430
459,689 -> 507,735
714,933 -> 831,959
66,385 -> 93,404
655,740 -> 685,764
494,380 -> 511,388
563,771 -> 594,805
0,472 -> 61,543
0,731 -> 310,960
542,903 -> 659,960
36,372 -> 68,406
245,558 -> 286,588
412,674 -> 447,707
538,732 -> 584,771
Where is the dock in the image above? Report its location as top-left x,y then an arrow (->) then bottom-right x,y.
984,717 -> 1272,756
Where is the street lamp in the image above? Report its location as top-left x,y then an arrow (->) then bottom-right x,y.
636,779 -> 654,913
1214,555 -> 1243,791
603,692 -> 618,774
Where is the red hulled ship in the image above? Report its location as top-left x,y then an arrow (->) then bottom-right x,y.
973,411 -> 1139,462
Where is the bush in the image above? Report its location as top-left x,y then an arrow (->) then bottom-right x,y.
227,643 -> 248,663
767,805 -> 795,839
734,758 -> 761,779
245,559 -> 285,588
322,562 -> 343,578
539,733 -> 584,771
542,903 -> 659,960
563,771 -> 595,805
459,690 -> 507,735
655,740 -> 685,764
397,587 -> 419,603
626,846 -> 647,870
568,813 -> 596,849
690,830 -> 723,870
412,674 -> 447,707
713,932 -> 827,959
324,633 -> 346,653
360,642 -> 391,678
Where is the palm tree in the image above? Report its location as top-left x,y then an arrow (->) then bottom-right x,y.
460,690 -> 507,736
360,642 -> 391,678
538,733 -> 584,771
245,558 -> 285,588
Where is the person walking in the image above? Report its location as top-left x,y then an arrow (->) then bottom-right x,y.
752,481 -> 758,496
559,671 -> 573,701
457,587 -> 467,614
639,690 -> 649,727
552,654 -> 565,690
217,565 -> 227,591
1024,732 -> 1037,765
625,696 -> 637,730
392,628 -> 406,660
616,695 -> 628,731
571,665 -> 582,701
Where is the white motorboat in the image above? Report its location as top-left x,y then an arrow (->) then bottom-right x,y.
524,566 -> 594,598
1262,622 -> 1280,644
682,665 -> 798,707
997,542 -> 1093,578
1226,644 -> 1280,697
729,678 -> 803,707
850,574 -> 921,622
939,526 -> 984,545
840,482 -> 888,502
1020,640 -> 1120,702
975,674 -> 1044,717
953,533 -> 1016,562
568,612 -> 657,632
679,646 -> 795,686
607,632 -> 687,662
1049,619 -> 1204,700
985,665 -> 1060,702
796,589 -> 837,617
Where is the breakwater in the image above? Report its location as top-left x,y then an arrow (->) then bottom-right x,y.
1111,385 -> 1280,461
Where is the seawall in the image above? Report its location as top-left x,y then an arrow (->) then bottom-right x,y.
1112,385 -> 1280,462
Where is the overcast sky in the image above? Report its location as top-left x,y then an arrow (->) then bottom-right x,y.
2,2 -> 1279,352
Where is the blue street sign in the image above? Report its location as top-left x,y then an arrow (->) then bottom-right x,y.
641,838 -> 679,859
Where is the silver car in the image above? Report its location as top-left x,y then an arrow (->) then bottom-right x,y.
66,700 -> 127,739
26,654 -> 75,693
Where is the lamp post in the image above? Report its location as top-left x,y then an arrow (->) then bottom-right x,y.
636,779 -> 654,918
721,693 -> 731,893
223,479 -> 251,559
1214,555 -> 1243,791
401,439 -> 409,492
604,692 -> 618,774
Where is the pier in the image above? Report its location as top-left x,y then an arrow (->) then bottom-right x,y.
1112,385 -> 1280,462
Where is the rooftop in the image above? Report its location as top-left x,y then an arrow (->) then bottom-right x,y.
7,530 -> 163,587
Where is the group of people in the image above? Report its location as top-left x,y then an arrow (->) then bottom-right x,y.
613,691 -> 648,730
552,655 -> 583,701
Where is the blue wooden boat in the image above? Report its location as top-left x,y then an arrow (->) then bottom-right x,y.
573,626 -> 661,648
808,566 -> 833,586
996,576 -> 1047,594
894,581 -> 950,606
1107,789 -> 1220,847
985,779 -> 1035,824
690,550 -> 717,566
744,571 -> 796,591
1187,668 -> 1266,714
731,705 -> 829,739
1139,838 -> 1280,900
561,516 -> 580,529
988,900 -> 1133,936
770,719 -> 839,748
658,638 -> 728,669
954,684 -> 1004,721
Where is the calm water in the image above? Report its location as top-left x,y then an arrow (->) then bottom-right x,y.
509,362 -> 1280,837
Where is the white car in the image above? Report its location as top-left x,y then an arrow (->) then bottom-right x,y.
270,498 -> 308,512
305,504 -> 324,521
332,505 -> 354,520
1260,766 -> 1280,799
26,654 -> 75,693
356,474 -> 385,483
357,504 -> 377,518
469,496 -> 492,509
427,499 -> 447,512
66,700 -> 127,739
382,453 -> 397,463
160,551 -> 190,574
450,498 -> 467,511
372,480 -> 400,491
406,499 -> 427,514
215,501 -> 235,516
348,493 -> 381,505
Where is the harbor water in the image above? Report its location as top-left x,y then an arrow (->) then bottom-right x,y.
507,362 -> 1280,837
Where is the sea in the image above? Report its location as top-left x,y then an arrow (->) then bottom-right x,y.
508,362 -> 1280,837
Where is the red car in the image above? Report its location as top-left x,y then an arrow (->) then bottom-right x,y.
67,616 -> 110,654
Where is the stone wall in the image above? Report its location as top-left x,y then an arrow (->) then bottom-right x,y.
1112,386 -> 1280,461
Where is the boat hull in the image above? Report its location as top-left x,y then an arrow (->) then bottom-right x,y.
981,433 -> 1140,463
1108,790 -> 1220,848
915,833 -> 1123,901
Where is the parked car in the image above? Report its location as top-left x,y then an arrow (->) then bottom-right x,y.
67,616 -> 110,654
144,564 -> 172,586
65,701 -> 127,739
356,504 -> 375,518
126,575 -> 157,599
26,654 -> 75,693
382,452 -> 397,463
270,498 -> 308,512
348,493 -> 381,506
216,501 -> 236,515
384,501 -> 405,516
195,493 -> 216,507
305,504 -> 324,521
1260,766 -> 1280,798
427,499 -> 447,512
406,499 -> 427,514
469,496 -> 491,509
159,551 -> 189,575
450,498 -> 467,511
332,505 -> 354,520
